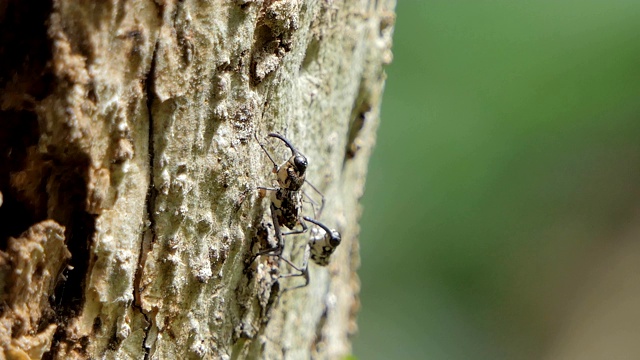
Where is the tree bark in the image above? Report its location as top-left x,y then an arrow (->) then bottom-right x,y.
0,0 -> 395,359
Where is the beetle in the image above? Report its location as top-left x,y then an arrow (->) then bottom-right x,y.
255,133 -> 324,234
277,216 -> 342,291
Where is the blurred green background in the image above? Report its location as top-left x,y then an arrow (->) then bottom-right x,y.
354,1 -> 640,359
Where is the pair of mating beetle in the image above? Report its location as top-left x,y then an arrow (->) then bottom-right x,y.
254,132 -> 341,290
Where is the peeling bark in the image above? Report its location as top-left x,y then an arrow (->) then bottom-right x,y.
0,221 -> 69,359
0,0 -> 395,358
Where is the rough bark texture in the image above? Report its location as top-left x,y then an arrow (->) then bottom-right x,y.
0,0 -> 395,359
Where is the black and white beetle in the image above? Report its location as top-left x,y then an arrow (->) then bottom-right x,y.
277,216 -> 342,290
253,132 -> 339,291
257,133 -> 308,191
304,216 -> 342,267
255,133 -> 324,234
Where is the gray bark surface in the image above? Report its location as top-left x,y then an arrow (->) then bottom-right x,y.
0,1 -> 395,359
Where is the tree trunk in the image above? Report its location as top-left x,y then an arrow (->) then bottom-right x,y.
0,0 -> 395,359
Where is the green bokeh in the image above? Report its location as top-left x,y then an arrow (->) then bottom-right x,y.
354,1 -> 640,359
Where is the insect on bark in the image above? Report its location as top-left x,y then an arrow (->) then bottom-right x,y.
253,132 -> 338,291
255,133 -> 324,235
277,216 -> 342,291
